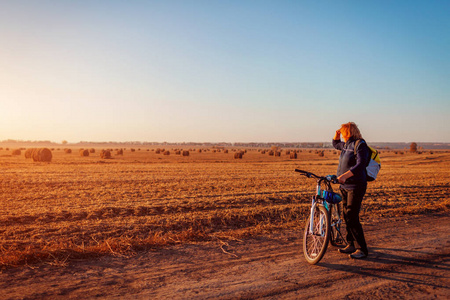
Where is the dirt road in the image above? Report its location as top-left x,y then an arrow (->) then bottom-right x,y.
2,213 -> 449,299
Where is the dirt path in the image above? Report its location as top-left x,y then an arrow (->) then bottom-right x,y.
2,213 -> 449,299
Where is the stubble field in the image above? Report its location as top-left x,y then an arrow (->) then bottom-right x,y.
1,146 -> 449,268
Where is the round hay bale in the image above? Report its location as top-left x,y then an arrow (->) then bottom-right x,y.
32,148 -> 52,162
89,148 -> 95,153
25,148 -> 36,159
290,152 -> 297,159
155,148 -> 161,154
234,152 -> 243,159
224,149 -> 228,154
175,150 -> 181,155
318,151 -> 325,157
268,150 -> 274,156
198,149 -> 202,153
100,149 -> 112,159
182,151 -> 190,156
80,149 -> 89,157
275,151 -> 281,157
116,149 -> 123,155
64,148 -> 72,154
261,150 -> 266,154
163,151 -> 170,155
12,149 -> 21,155
130,148 -> 136,152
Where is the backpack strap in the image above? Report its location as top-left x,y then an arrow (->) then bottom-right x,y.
354,139 -> 372,167
354,139 -> 363,155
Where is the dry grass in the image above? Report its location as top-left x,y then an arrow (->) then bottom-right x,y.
0,147 -> 449,267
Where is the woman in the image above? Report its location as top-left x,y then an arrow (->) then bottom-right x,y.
333,122 -> 370,259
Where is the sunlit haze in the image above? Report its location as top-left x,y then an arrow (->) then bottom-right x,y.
0,1 -> 449,143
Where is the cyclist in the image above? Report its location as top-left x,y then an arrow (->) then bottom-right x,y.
333,122 -> 370,259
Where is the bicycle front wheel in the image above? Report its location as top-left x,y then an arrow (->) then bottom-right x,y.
303,204 -> 330,264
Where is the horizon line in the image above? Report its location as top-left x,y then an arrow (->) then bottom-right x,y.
1,139 -> 449,145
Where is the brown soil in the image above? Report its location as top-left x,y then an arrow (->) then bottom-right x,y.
2,212 -> 448,299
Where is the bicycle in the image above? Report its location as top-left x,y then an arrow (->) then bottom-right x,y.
295,169 -> 348,264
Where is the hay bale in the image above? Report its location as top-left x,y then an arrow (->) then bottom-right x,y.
80,149 -> 89,157
32,148 -> 52,162
290,152 -> 297,159
268,150 -> 274,156
224,149 -> 228,154
275,151 -> 281,157
89,148 -> 95,153
182,151 -> 190,156
318,151 -> 325,157
234,152 -> 243,159
116,149 -> 123,155
100,149 -> 112,159
175,150 -> 181,155
130,148 -> 136,152
64,148 -> 72,154
12,149 -> 21,155
163,151 -> 170,155
25,148 -> 36,158
155,148 -> 161,154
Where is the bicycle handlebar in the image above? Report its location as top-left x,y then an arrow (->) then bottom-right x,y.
295,169 -> 339,184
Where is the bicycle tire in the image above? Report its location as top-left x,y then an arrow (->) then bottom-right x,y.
330,202 -> 348,247
303,204 -> 330,264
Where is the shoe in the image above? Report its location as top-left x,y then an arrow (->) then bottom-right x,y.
338,245 -> 356,254
349,250 -> 367,259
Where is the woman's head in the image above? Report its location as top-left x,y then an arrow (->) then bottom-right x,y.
340,122 -> 363,141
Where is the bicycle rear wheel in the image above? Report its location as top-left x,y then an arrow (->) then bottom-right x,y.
303,204 -> 330,264
330,202 -> 348,247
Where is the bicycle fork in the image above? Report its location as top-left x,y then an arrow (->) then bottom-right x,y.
309,197 -> 325,236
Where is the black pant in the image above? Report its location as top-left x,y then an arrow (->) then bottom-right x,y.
340,186 -> 368,255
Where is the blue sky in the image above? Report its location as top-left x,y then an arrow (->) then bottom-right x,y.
0,1 -> 448,143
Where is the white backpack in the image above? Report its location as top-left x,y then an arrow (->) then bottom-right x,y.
354,140 -> 381,181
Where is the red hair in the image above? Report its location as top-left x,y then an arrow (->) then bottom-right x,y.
340,122 -> 363,140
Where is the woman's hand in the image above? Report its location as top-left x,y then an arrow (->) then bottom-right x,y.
338,170 -> 354,184
333,130 -> 341,141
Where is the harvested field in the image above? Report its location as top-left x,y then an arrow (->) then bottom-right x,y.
0,147 -> 449,268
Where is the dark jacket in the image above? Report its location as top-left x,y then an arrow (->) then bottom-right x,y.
332,137 -> 370,189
